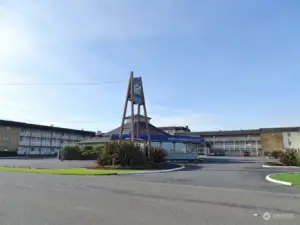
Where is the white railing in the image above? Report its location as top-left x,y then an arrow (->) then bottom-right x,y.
62,135 -> 69,140
31,132 -> 42,137
20,132 -> 31,136
19,140 -> 31,145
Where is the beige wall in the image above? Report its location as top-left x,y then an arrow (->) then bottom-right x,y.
0,126 -> 21,151
282,131 -> 300,149
260,132 -> 284,152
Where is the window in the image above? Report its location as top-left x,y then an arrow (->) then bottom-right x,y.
152,142 -> 161,148
186,143 -> 197,153
174,143 -> 186,151
287,132 -> 291,137
3,137 -> 10,141
288,139 -> 292,146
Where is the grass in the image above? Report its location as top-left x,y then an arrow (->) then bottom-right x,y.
0,166 -> 140,175
95,165 -> 159,170
90,165 -> 150,170
271,173 -> 300,186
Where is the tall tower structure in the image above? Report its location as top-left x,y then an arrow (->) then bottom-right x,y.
119,71 -> 151,145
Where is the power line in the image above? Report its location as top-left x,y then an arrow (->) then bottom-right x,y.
0,80 -> 125,86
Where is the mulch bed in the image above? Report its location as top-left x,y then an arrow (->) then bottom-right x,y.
265,162 -> 284,166
265,162 -> 300,167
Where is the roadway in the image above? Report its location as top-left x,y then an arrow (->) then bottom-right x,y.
0,156 -> 299,225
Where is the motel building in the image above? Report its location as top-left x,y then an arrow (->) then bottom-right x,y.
79,114 -> 300,157
159,127 -> 300,156
79,115 -> 206,159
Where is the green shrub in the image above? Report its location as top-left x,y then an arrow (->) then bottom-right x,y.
279,149 -> 300,166
62,141 -> 167,166
271,150 -> 284,159
296,155 -> 300,167
81,145 -> 100,160
120,142 -> 147,166
61,146 -> 81,160
0,151 -> 18,157
97,142 -> 119,166
61,145 -> 99,160
149,147 -> 167,163
97,142 -> 147,167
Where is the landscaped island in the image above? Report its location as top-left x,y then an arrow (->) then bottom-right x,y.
0,142 -> 180,175
270,173 -> 300,187
60,141 -> 168,169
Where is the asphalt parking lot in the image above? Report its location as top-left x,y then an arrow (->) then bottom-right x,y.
0,156 -> 299,225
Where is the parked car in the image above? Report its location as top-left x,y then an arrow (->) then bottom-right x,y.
209,149 -> 226,156
242,151 -> 250,156
215,150 -> 226,156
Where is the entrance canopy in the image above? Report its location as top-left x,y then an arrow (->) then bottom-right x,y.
110,133 -> 204,143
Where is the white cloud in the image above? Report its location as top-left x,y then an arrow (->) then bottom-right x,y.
0,6 -> 37,61
0,0 -> 246,133
240,115 -> 300,130
0,94 -> 36,122
151,111 -> 222,131
145,100 -> 222,131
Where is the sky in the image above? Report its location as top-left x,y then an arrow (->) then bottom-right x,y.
0,0 -> 300,132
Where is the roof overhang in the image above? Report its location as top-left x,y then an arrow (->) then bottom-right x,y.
111,134 -> 205,143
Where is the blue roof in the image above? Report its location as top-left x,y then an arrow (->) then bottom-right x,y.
110,133 -> 204,143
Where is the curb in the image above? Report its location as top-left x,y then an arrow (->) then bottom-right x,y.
262,164 -> 300,169
116,164 -> 185,175
265,173 -> 292,186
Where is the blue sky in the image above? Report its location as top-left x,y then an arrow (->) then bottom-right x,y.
0,0 -> 300,132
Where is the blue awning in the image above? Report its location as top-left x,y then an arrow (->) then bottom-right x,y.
110,133 -> 204,143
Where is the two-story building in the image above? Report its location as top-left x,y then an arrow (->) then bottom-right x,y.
0,120 -> 95,155
159,126 -> 300,156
